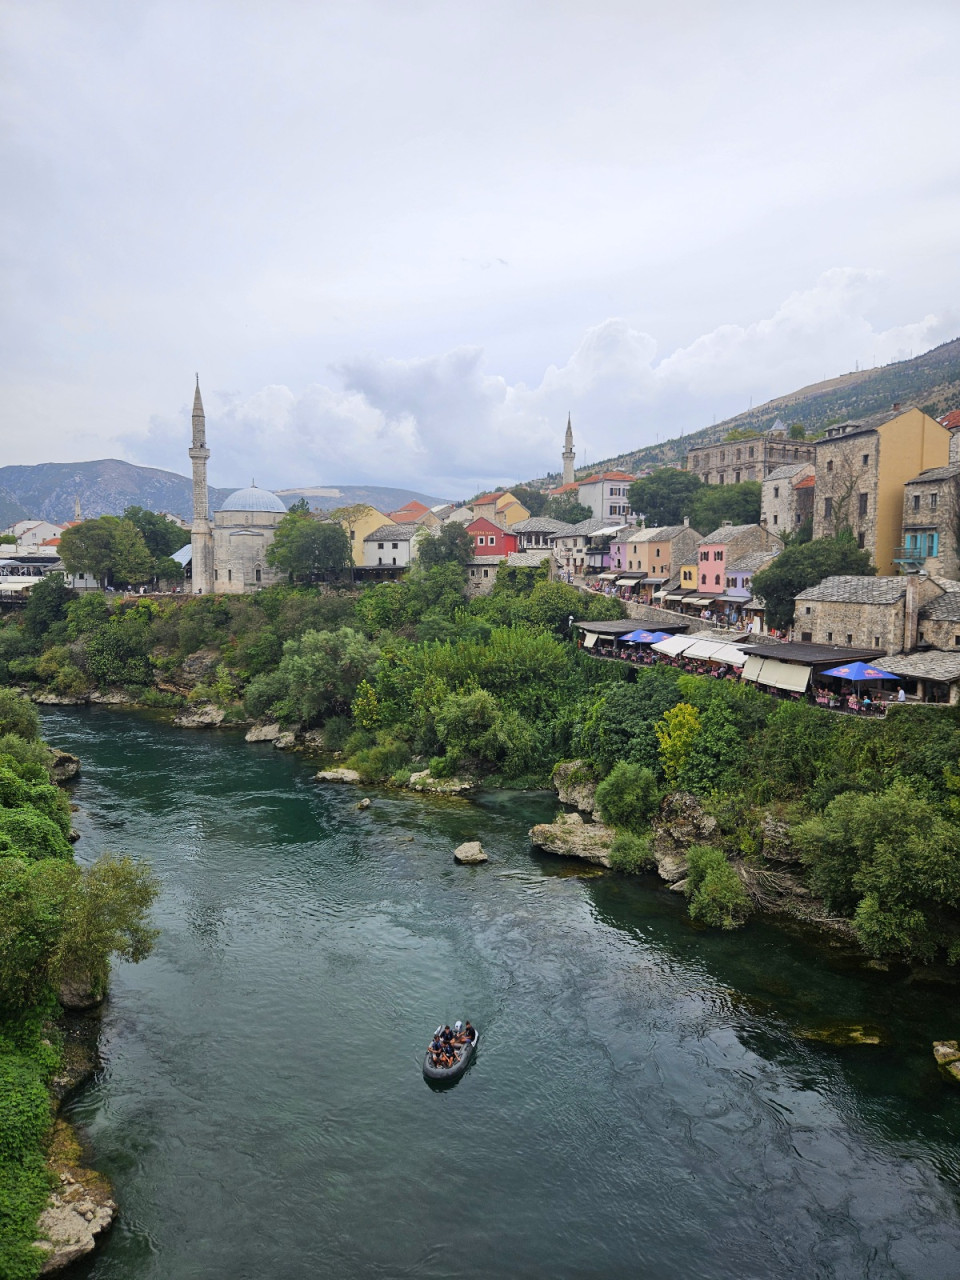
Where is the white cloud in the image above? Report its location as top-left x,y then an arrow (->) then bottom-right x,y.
126,272 -> 956,497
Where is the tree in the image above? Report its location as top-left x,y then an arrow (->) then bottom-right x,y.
751,532 -> 874,631
416,521 -> 473,569
684,845 -> 752,929
110,519 -> 154,585
543,497 -> 592,524
511,487 -> 548,517
58,518 -> 117,587
688,481 -> 761,533
122,506 -> 190,558
0,534 -> 15,545
789,423 -> 806,440
23,572 -> 73,638
655,702 -> 701,785
628,470 -> 702,526
266,512 -> 352,581
278,626 -> 380,723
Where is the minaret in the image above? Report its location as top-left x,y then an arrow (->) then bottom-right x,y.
562,412 -> 575,485
189,376 -> 215,594
73,495 -> 82,521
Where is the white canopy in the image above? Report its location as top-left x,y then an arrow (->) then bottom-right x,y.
651,634 -> 699,658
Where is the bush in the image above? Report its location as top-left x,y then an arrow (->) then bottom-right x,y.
243,670 -> 290,720
322,716 -> 354,752
345,736 -> 412,782
684,845 -> 752,930
0,809 -> 73,861
0,692 -> 39,743
594,762 -> 660,833
609,831 -> 654,874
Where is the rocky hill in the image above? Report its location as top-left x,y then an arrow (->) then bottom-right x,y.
547,336 -> 960,482
0,459 -> 445,525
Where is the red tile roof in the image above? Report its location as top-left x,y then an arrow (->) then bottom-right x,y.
939,410 -> 960,430
580,471 -> 635,483
793,475 -> 816,489
388,500 -> 429,521
473,492 -> 504,505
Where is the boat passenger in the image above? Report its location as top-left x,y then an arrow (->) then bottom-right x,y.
464,1021 -> 476,1043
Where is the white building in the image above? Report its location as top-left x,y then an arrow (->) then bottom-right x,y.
575,471 -> 637,522
362,522 -> 421,567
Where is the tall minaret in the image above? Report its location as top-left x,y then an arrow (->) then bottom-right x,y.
189,376 -> 215,594
562,412 -> 575,485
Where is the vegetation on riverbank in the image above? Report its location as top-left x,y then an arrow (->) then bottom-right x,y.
0,690 -> 158,1278
4,556 -> 960,966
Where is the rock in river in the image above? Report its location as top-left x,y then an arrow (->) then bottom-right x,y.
316,768 -> 361,784
173,705 -> 225,729
551,760 -> 598,814
454,841 -> 488,864
245,722 -> 282,742
528,812 -> 613,867
934,1040 -> 960,1084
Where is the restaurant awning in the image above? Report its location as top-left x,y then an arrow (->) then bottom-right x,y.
745,658 -> 810,692
663,592 -> 685,602
582,632 -> 598,648
597,572 -> 618,580
616,576 -> 643,587
652,635 -> 700,658
683,639 -> 727,661
710,643 -> 748,667
740,655 -> 765,683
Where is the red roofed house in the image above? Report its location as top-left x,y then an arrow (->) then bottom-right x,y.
466,518 -> 518,557
387,500 -> 439,528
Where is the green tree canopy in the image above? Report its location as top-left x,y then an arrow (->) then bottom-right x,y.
543,497 -> 592,524
266,512 -> 352,581
23,572 -> 73,638
122,506 -> 190,558
688,481 -> 761,533
416,521 -> 474,569
628,470 -> 702,526
752,532 -> 875,631
510,487 -> 547,517
58,516 -> 154,587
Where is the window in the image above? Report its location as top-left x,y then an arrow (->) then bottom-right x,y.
862,454 -> 869,466
857,532 -> 865,549
773,486 -> 780,498
793,449 -> 800,459
858,493 -> 868,517
377,557 -> 382,565
826,631 -> 833,642
655,547 -> 661,557
734,471 -> 741,483
714,550 -> 723,561
773,514 -> 778,525
477,535 -> 485,545
801,631 -> 812,642
483,569 -> 489,578
874,637 -> 881,647
720,451 -> 726,463
700,550 -> 709,561
826,459 -> 833,472
846,634 -> 853,645
701,574 -> 707,585
392,557 -> 397,566
927,532 -> 939,557
489,536 -> 496,546
804,606 -> 811,615
931,493 -> 939,510
377,542 -> 384,550
824,497 -> 833,518
718,473 -> 725,484
955,636 -> 960,646
350,529 -> 355,541
714,574 -> 721,585
748,446 -> 755,458
392,542 -> 399,550
227,570 -> 232,582
214,569 -> 218,579
913,494 -> 921,512
735,449 -> 742,461
255,568 -> 261,583
726,577 -> 735,588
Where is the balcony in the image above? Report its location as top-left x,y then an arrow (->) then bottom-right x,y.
893,544 -> 932,567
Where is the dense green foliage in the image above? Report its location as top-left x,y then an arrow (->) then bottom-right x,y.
595,763 -> 660,834
752,532 -> 875,630
683,845 -> 753,929
59,516 -> 154,588
688,481 -> 761,534
627,470 -> 702,526
266,512 -> 352,582
0,698 -> 159,1276
416,522 -> 474,569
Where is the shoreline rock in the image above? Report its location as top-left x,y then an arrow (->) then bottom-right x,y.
173,705 -> 225,729
934,1040 -> 960,1084
650,792 -> 718,884
316,767 -> 362,784
407,769 -> 476,795
35,1121 -> 116,1275
50,750 -> 81,783
244,722 -> 282,743
529,812 -> 614,867
551,760 -> 598,814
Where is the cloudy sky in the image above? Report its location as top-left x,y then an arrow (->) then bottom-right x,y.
2,0 -> 958,499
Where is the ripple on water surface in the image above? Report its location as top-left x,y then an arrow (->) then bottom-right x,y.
43,709 -> 960,1280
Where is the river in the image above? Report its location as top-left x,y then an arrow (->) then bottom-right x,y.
41,707 -> 960,1280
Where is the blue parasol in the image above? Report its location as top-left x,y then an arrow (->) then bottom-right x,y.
819,661 -> 899,681
621,629 -> 672,644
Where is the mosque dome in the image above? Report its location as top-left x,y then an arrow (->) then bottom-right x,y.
218,485 -> 287,514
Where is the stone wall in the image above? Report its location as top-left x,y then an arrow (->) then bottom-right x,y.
795,598 -> 904,652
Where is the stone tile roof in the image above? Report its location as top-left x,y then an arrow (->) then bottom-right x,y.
700,523 -> 764,544
795,575 -> 905,605
921,592 -> 960,622
510,517 -> 577,535
763,463 -> 810,483
506,550 -> 558,567
363,522 -> 423,542
728,549 -> 780,575
882,652 -> 960,683
906,463 -> 960,484
570,517 -> 612,535
629,523 -> 694,543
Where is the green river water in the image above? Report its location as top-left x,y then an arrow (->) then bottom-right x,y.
40,707 -> 960,1279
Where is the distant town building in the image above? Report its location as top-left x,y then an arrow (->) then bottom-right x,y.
466,518 -> 518,557
696,522 -> 783,600
685,423 -> 815,485
898,463 -> 960,579
362,522 -> 422,568
793,573 -> 942,653
576,471 -> 636,522
470,491 -> 531,528
813,407 -> 950,574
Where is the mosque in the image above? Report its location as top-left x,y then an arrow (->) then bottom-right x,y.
189,379 -> 288,594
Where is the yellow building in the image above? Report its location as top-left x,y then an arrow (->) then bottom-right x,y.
330,504 -> 389,567
471,491 -> 531,528
813,407 -> 950,575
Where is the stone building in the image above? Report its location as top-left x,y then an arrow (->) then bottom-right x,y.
470,491 -> 531,528
760,462 -> 815,535
685,422 -> 814,486
812,406 -> 950,574
189,379 -> 287,594
897,463 -> 960,580
362,522 -> 421,568
916,585 -> 960,651
792,574 -> 943,652
510,517 -> 576,553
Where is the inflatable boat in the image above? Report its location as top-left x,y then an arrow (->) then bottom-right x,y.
423,1030 -> 479,1083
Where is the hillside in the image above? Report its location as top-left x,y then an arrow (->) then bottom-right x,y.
0,459 -> 445,526
553,336 -> 960,481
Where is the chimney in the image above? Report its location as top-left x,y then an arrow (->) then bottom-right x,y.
683,516 -> 689,527
721,520 -> 733,526
892,402 -> 901,412
903,573 -> 920,652
760,516 -> 767,528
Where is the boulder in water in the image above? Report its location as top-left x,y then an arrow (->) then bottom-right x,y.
454,841 -> 487,864
528,812 -> 613,867
50,751 -> 81,782
245,722 -> 282,743
173,705 -> 224,729
316,768 -> 361,784
934,1041 -> 960,1084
